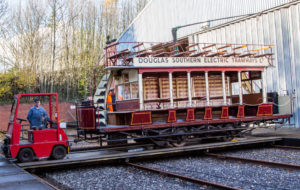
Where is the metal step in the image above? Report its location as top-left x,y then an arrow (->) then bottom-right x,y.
93,71 -> 112,127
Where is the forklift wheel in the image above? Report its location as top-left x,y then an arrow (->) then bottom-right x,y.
18,148 -> 34,163
51,146 -> 66,160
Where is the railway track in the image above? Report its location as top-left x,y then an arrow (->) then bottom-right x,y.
18,137 -> 282,170
127,162 -> 241,190
38,138 -> 300,189
70,143 -> 154,153
205,152 -> 300,170
273,145 -> 300,150
124,147 -> 300,189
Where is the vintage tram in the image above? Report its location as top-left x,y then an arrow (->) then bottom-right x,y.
76,40 -> 292,147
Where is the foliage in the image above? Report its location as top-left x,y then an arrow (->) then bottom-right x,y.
0,68 -> 36,102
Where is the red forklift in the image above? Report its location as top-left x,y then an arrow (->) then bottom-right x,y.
2,93 -> 69,162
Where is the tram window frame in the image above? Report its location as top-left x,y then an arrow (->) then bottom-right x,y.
116,81 -> 139,101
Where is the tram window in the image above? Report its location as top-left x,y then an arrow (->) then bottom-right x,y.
231,82 -> 239,95
124,84 -> 131,100
117,82 -> 139,101
252,79 -> 262,93
232,79 -> 262,95
117,85 -> 124,100
123,74 -> 129,83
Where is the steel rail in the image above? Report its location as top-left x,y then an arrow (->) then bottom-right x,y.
70,143 -> 154,153
273,145 -> 300,150
18,137 -> 282,170
127,162 -> 241,190
205,153 -> 300,170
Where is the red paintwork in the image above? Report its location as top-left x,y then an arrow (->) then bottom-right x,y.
168,110 -> 176,123
102,114 -> 292,133
221,106 -> 229,119
7,93 -> 69,159
77,107 -> 96,130
204,107 -> 213,120
130,111 -> 152,125
186,108 -> 195,121
237,105 -> 245,118
139,67 -> 264,74
116,100 -> 139,111
257,104 -> 273,116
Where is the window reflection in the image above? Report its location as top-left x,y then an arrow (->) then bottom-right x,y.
117,85 -> 124,100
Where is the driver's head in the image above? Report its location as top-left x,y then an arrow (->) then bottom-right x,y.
34,97 -> 40,107
110,88 -> 114,95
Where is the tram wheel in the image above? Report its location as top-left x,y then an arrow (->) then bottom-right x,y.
51,145 -> 66,160
223,123 -> 234,141
18,148 -> 34,163
171,127 -> 188,147
150,138 -> 172,147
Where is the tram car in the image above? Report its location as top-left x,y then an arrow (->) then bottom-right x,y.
76,40 -> 292,147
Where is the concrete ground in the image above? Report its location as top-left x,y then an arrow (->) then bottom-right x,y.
250,127 -> 300,138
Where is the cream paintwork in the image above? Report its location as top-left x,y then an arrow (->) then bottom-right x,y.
133,57 -> 269,68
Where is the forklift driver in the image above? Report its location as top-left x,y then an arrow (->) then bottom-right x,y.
27,97 -> 50,130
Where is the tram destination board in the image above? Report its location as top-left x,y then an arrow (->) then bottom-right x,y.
133,57 -> 269,67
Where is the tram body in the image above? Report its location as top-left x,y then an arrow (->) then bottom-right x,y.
77,41 -> 292,146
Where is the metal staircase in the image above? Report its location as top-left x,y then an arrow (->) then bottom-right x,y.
93,71 -> 113,127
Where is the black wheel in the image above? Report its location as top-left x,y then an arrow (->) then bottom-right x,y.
51,145 -> 66,160
223,123 -> 234,141
171,127 -> 188,147
150,138 -> 172,147
18,148 -> 34,163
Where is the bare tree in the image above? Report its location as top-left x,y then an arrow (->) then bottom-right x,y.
3,1 -> 47,92
0,0 -> 7,37
48,0 -> 64,92
0,0 -> 150,101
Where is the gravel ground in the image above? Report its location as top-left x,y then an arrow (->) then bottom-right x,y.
64,128 -> 101,149
43,165 -> 207,190
221,148 -> 300,165
141,154 -> 300,190
43,147 -> 300,190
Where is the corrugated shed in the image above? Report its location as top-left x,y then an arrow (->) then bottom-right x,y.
188,1 -> 300,127
118,0 -> 291,43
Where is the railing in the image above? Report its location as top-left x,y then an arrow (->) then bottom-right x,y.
104,42 -> 274,68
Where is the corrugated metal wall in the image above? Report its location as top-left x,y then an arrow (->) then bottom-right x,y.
118,0 -> 290,43
188,1 -> 300,127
